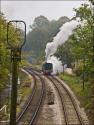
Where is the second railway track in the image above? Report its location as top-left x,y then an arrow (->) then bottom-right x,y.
17,68 -> 45,125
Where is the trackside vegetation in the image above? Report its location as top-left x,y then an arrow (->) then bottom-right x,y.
58,1 -> 94,123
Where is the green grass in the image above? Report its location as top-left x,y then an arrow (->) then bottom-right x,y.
17,72 -> 32,113
18,86 -> 31,100
17,86 -> 31,113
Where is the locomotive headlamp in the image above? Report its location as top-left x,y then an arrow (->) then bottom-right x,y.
7,20 -> 26,49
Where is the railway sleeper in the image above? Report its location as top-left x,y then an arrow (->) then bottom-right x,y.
47,89 -> 54,105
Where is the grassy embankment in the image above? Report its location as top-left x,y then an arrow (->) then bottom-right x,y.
16,70 -> 32,113
59,73 -> 93,124
0,69 -> 32,121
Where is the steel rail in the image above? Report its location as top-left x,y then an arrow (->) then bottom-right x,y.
47,76 -> 69,125
30,68 -> 69,125
28,68 -> 45,125
16,68 -> 45,125
16,69 -> 37,123
52,76 -> 85,125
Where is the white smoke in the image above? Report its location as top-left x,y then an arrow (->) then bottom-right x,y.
45,19 -> 82,59
45,19 -> 84,74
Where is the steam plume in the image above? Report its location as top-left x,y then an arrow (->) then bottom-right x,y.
45,19 -> 82,60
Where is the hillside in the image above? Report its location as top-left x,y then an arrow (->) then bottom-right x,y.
23,16 -> 70,63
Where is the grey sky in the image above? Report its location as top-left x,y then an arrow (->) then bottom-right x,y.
1,1 -> 89,32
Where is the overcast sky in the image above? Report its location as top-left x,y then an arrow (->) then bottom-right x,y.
1,1 -> 89,32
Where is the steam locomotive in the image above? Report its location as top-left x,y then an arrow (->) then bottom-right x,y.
42,62 -> 53,75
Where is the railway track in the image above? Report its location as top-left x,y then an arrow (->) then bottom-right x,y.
47,76 -> 86,125
17,68 -> 45,125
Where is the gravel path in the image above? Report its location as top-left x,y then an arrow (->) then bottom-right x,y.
36,75 -> 65,125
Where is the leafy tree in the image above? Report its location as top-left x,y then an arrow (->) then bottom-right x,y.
0,12 -> 23,91
74,3 -> 94,122
55,41 -> 73,68
30,15 -> 49,29
0,12 -> 9,90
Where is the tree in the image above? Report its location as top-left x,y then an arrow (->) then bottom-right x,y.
30,15 -> 49,29
0,12 -> 23,91
55,41 -> 73,68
